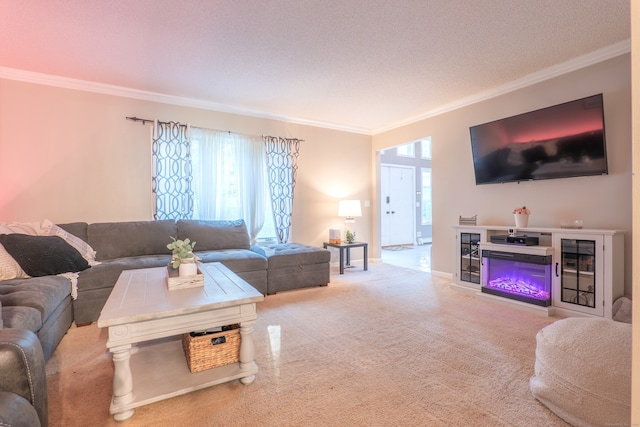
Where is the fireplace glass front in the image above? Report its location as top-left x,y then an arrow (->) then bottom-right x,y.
481,250 -> 552,307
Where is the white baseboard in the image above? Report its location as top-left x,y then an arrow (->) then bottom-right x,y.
431,270 -> 452,280
449,282 -> 480,294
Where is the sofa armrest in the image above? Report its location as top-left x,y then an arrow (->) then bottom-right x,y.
0,391 -> 42,426
0,329 -> 48,426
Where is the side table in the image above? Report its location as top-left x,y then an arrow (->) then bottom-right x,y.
323,241 -> 368,274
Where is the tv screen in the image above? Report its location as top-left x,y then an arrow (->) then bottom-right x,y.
470,94 -> 608,185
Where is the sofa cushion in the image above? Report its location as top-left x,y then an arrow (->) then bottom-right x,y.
195,250 -> 267,273
0,235 -> 89,277
1,306 -> 42,332
0,276 -> 72,329
255,243 -> 331,268
57,222 -> 88,243
177,220 -> 250,251
76,255 -> 172,293
88,220 -> 177,261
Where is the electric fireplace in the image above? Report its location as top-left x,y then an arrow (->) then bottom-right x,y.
481,245 -> 553,307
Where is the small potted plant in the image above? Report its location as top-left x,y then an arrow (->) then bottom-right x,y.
345,230 -> 356,244
167,237 -> 199,277
512,206 -> 531,228
512,206 -> 531,215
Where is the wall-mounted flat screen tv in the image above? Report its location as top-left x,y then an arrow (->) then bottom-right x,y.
470,94 -> 608,185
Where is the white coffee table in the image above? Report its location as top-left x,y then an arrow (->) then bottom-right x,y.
97,262 -> 264,421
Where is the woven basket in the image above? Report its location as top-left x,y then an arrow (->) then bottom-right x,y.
182,324 -> 240,373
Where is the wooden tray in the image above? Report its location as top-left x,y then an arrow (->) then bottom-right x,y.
166,266 -> 204,290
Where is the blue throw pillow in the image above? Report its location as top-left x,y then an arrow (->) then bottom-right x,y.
0,234 -> 90,277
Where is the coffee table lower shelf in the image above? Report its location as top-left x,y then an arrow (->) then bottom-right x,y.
110,336 -> 258,417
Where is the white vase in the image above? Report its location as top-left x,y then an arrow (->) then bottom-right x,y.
179,258 -> 198,277
514,213 -> 529,228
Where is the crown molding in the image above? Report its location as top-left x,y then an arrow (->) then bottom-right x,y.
0,38 -> 629,137
372,39 -> 631,135
0,66 -> 371,135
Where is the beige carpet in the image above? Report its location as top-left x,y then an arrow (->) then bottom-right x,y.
46,263 -> 569,426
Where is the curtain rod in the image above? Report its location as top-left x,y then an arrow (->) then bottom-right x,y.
126,116 -> 186,127
126,116 -> 233,134
126,116 -> 303,141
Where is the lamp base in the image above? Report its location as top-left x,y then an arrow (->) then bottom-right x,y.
344,218 -> 356,244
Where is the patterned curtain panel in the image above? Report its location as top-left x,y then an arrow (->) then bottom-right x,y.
264,136 -> 301,243
151,120 -> 194,220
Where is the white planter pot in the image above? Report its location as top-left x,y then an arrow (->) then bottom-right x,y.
514,213 -> 529,228
179,258 -> 198,277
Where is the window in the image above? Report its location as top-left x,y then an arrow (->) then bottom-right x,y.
396,143 -> 415,157
190,138 -> 240,219
421,168 -> 432,225
257,201 -> 277,241
153,124 -> 300,244
421,138 -> 432,159
190,129 -> 276,241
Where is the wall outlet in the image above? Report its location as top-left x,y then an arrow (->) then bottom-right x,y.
416,231 -> 422,237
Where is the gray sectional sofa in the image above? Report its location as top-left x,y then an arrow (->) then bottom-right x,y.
0,218 -> 330,426
68,219 -> 272,325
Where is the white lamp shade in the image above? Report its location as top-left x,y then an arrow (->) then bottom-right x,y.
338,200 -> 362,218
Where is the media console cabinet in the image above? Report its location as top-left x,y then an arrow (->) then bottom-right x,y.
452,225 -> 624,318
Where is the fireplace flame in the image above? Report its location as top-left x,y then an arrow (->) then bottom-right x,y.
487,277 -> 549,300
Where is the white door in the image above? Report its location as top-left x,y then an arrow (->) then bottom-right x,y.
381,165 -> 415,246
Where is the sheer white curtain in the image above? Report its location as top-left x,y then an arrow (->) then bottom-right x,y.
190,127 -> 267,243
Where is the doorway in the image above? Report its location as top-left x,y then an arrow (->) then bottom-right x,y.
378,138 -> 432,272
380,164 -> 415,247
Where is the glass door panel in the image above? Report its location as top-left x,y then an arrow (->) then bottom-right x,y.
460,232 -> 480,284
560,239 -> 595,308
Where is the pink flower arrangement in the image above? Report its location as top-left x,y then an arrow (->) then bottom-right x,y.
513,206 -> 531,215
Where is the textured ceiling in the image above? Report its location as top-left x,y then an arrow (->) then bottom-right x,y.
0,1 -> 631,134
